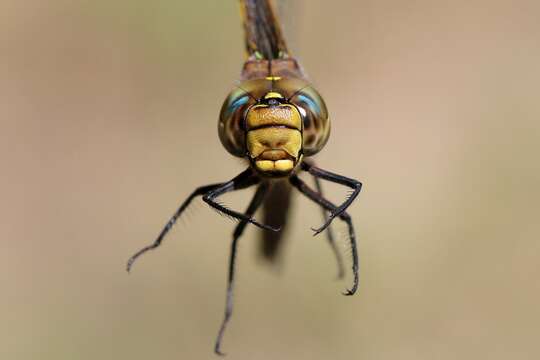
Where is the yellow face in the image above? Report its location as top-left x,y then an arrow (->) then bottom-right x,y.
246,92 -> 302,176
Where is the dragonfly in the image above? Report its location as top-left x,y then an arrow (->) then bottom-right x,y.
127,0 -> 363,355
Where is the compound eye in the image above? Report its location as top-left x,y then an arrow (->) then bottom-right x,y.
218,89 -> 255,157
224,94 -> 250,124
291,86 -> 331,156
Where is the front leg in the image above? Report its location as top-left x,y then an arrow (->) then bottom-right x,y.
202,169 -> 280,232
290,175 -> 359,295
300,162 -> 362,236
126,168 -> 278,272
304,159 -> 345,279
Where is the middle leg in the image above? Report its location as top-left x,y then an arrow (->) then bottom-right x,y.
214,182 -> 269,356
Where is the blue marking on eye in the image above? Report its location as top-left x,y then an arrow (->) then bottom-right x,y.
297,94 -> 318,113
230,95 -> 249,110
224,95 -> 250,119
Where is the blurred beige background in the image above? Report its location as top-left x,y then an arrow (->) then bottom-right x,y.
2,0 -> 540,359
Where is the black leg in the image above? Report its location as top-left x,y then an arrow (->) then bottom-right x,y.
126,183 -> 222,272
215,182 -> 269,356
202,169 -> 280,232
300,162 -> 362,236
290,175 -> 359,296
127,168 -> 278,272
312,174 -> 345,279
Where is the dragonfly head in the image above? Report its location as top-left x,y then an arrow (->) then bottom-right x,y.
218,78 -> 330,177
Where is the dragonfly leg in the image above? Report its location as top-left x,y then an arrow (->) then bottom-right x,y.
126,168 -> 277,272
202,169 -> 280,232
300,162 -> 362,236
214,182 -> 269,356
306,164 -> 345,280
290,175 -> 359,296
126,183 -> 223,272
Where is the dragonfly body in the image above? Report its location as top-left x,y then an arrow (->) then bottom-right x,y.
127,0 -> 363,355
